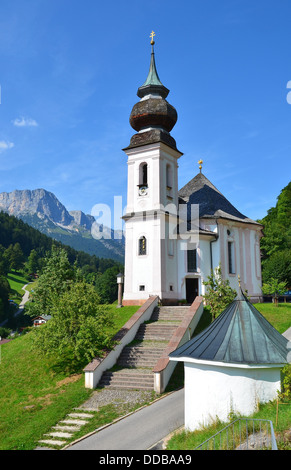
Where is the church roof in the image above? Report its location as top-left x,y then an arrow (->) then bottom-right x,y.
179,172 -> 262,226
169,291 -> 289,366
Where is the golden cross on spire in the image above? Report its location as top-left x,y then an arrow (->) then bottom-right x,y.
150,30 -> 155,45
198,159 -> 203,172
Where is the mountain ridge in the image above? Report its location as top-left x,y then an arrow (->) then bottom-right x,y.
0,189 -> 124,262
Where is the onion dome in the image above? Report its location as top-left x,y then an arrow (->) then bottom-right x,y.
125,35 -> 179,151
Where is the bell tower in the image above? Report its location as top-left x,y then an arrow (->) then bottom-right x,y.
122,33 -> 183,305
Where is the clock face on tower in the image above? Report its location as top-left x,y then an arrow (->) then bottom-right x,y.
139,186 -> 148,196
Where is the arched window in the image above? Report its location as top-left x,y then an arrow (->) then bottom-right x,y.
228,241 -> 235,274
187,248 -> 197,272
166,164 -> 172,189
139,236 -> 147,256
139,162 -> 148,186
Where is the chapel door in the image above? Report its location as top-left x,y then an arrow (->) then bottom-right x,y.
186,278 -> 198,304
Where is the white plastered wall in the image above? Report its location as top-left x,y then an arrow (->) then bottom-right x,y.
183,360 -> 282,431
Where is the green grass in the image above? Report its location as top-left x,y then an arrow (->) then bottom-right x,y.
25,280 -> 38,293
1,301 -> 290,450
6,271 -> 30,305
0,333 -> 91,450
254,302 -> 291,334
166,301 -> 291,451
7,272 -> 29,295
0,303 -> 140,450
106,304 -> 140,337
0,330 -> 156,450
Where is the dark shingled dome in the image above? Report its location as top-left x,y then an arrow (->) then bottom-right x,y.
129,98 -> 177,133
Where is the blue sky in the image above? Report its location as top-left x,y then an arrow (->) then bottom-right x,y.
0,0 -> 290,224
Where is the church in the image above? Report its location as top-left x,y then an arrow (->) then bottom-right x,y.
122,33 -> 263,306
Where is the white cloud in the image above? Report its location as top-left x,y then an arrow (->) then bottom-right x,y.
0,140 -> 14,152
13,117 -> 38,127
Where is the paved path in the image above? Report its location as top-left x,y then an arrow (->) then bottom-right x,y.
15,284 -> 30,316
66,389 -> 184,451
0,283 -> 31,327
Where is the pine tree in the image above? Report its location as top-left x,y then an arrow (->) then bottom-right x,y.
27,249 -> 39,274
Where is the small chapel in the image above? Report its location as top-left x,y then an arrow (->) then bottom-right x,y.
122,33 -> 263,306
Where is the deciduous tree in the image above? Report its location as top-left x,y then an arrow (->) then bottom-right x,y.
26,246 -> 75,318
262,278 -> 287,306
203,264 -> 237,320
31,281 -> 113,372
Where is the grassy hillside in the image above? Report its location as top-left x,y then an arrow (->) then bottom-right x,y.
0,304 -> 139,450
7,271 -> 29,304
1,302 -> 290,450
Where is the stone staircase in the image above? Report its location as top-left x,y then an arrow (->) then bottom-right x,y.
98,306 -> 189,391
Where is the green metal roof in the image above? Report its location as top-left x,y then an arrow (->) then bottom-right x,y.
142,46 -> 164,87
137,45 -> 169,99
170,291 -> 289,366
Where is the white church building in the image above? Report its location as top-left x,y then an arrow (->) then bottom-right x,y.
122,37 -> 263,306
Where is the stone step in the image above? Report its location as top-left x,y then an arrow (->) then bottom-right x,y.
135,324 -> 177,341
151,317 -> 183,323
118,355 -> 160,362
99,382 -> 154,391
52,424 -> 81,432
137,324 -> 178,332
117,358 -> 158,367
100,377 -> 154,386
118,346 -> 164,359
99,383 -> 154,391
118,354 -> 161,362
38,439 -> 66,447
153,307 -> 188,312
152,306 -> 189,316
60,419 -> 89,426
67,412 -> 95,419
45,431 -> 73,439
117,347 -> 163,367
150,314 -> 185,322
135,334 -> 174,341
99,370 -> 154,390
157,306 -> 189,312
101,371 -> 154,380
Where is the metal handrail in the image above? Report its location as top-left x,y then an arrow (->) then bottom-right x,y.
194,418 -> 277,450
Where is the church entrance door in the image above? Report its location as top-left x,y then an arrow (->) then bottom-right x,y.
186,278 -> 198,304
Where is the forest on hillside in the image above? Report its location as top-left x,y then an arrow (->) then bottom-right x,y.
0,211 -> 123,325
258,181 -> 291,289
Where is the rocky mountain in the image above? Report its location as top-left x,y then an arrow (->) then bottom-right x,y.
0,189 -> 124,262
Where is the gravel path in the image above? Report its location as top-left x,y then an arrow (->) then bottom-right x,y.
78,388 -> 155,411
